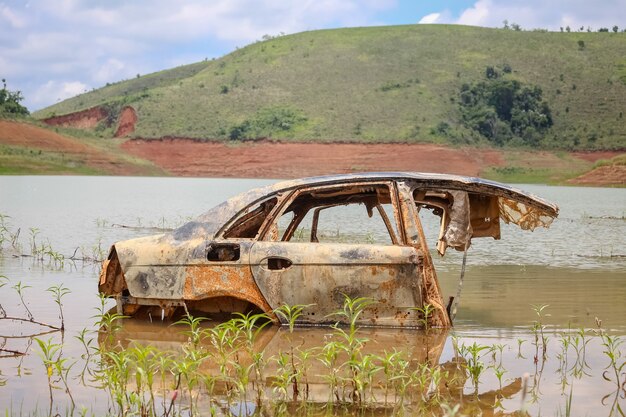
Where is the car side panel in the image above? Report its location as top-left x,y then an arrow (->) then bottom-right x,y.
249,241 -> 424,327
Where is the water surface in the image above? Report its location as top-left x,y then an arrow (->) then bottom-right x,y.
0,176 -> 624,416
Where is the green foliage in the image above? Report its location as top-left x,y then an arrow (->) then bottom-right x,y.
274,303 -> 313,332
0,79 -> 29,116
459,69 -> 553,146
411,303 -> 436,330
431,121 -> 452,137
379,78 -> 419,92
229,106 -> 307,140
31,25 -> 626,150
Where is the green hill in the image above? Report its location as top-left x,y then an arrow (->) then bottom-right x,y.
34,25 -> 626,150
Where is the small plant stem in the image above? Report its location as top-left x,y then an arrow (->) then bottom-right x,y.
0,316 -> 61,330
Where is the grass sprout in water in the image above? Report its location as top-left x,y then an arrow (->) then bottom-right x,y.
0,291 -> 625,416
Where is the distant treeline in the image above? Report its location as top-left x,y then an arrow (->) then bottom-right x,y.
502,19 -> 625,33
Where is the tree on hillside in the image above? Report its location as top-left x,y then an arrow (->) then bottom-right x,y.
0,79 -> 29,116
459,69 -> 553,146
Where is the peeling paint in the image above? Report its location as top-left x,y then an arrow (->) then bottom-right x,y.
98,172 -> 558,328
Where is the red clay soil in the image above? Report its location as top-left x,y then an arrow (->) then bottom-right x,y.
571,151 -> 623,163
568,165 -> 626,186
0,119 -> 147,175
121,138 -> 504,178
42,106 -> 107,129
115,106 -> 137,137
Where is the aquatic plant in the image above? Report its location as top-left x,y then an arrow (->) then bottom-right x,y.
274,303 -> 314,399
2,285 -> 626,416
207,322 -> 238,392
460,341 -> 490,394
531,303 -> 550,361
0,274 -> 7,317
412,303 -> 436,330
317,339 -> 343,404
46,284 -> 71,330
271,351 -> 293,402
376,349 -> 404,405
231,311 -> 272,403
12,281 -> 33,321
34,337 -> 76,414
174,314 -> 206,348
274,303 -> 313,333
493,364 -> 507,390
600,333 -> 625,391
28,227 -> 40,257
92,293 -> 126,348
328,295 -> 374,403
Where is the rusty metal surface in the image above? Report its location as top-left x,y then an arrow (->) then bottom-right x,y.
250,241 -> 424,327
183,264 -> 274,316
397,181 -> 451,328
98,172 -> 559,328
181,172 -> 558,241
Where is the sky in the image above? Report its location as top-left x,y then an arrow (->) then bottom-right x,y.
1,0 -> 625,111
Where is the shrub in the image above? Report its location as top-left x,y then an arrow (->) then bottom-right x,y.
458,69 -> 552,147
431,121 -> 451,136
485,66 -> 499,79
229,106 -> 307,140
0,79 -> 29,116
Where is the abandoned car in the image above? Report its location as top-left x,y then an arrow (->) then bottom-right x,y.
98,172 -> 559,328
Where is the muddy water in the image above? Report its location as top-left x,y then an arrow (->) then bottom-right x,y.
0,176 -> 625,416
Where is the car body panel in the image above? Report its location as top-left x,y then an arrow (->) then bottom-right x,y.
98,172 -> 559,328
250,241 -> 423,326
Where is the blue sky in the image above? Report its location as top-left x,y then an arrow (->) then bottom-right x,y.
2,0 -> 625,111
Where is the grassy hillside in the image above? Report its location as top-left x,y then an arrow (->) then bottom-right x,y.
34,25 -> 626,150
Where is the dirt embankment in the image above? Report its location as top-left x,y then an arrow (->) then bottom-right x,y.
0,119 -> 96,151
3,119 -> 623,184
567,151 -> 625,186
41,105 -> 138,138
121,138 -> 504,178
42,106 -> 108,129
0,119 -> 153,175
569,165 -> 626,186
114,106 -> 138,137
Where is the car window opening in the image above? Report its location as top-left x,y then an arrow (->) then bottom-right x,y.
223,197 -> 278,239
269,184 -> 400,245
207,243 -> 240,262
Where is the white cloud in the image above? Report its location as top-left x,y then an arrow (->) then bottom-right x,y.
93,58 -> 128,84
457,0 -> 491,26
450,0 -> 626,30
419,12 -> 441,24
0,4 -> 26,28
6,0 -> 402,109
31,80 -> 89,107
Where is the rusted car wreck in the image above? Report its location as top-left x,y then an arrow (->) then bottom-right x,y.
99,173 -> 558,328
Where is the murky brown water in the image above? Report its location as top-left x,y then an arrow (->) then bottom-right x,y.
0,176 -> 624,416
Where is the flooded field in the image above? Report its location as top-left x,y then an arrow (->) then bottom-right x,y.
0,176 -> 624,416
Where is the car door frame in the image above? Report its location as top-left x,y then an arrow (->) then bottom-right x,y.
248,180 -> 427,327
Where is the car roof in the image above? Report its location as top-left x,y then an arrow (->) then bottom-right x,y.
177,172 -> 558,241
